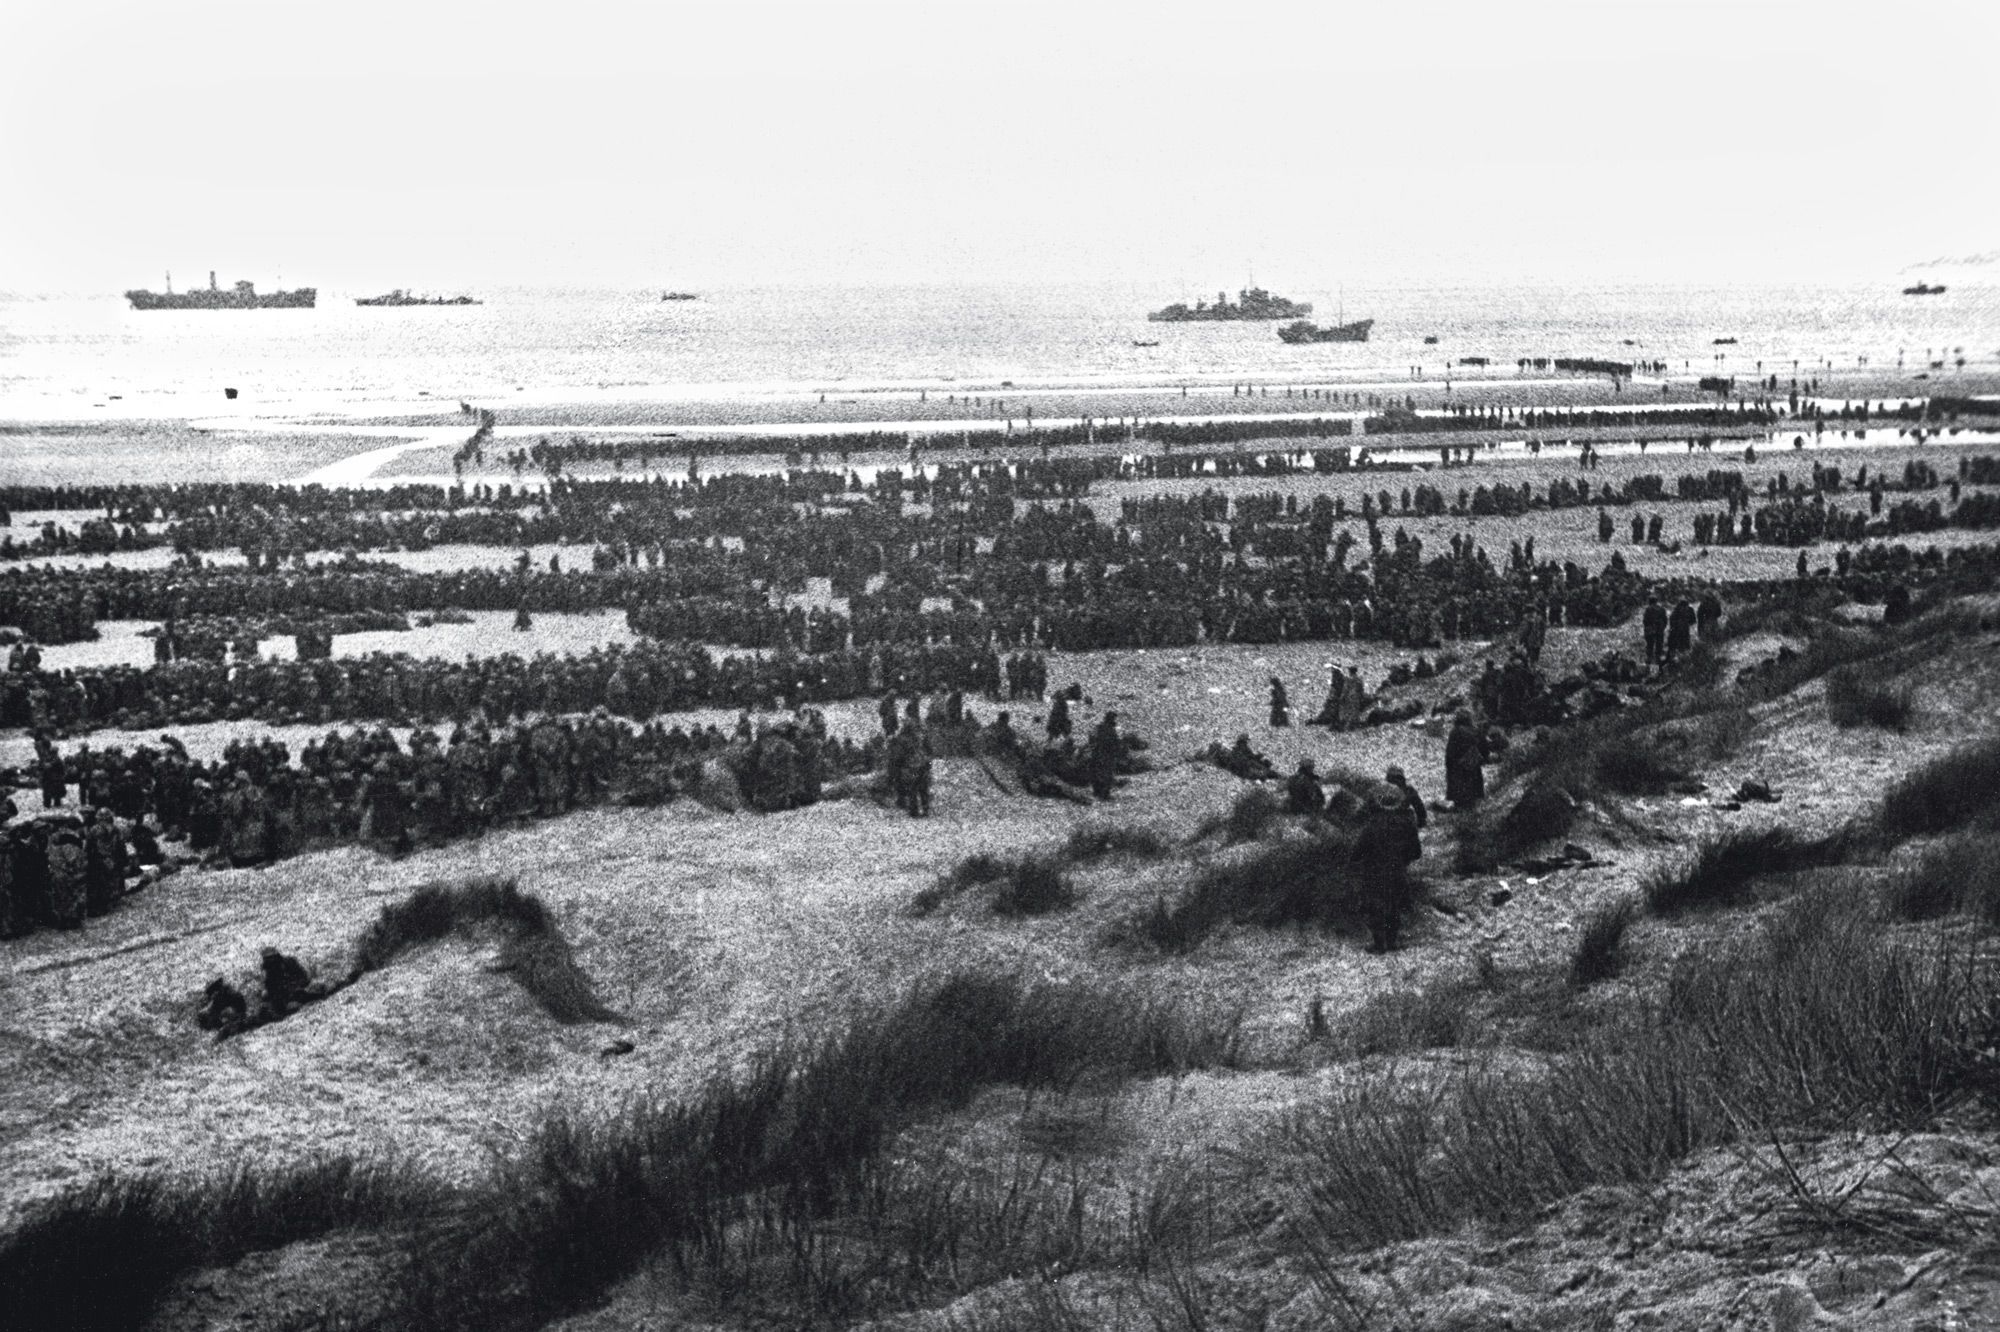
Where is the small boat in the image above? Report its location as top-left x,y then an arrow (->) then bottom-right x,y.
661,291 -> 699,301
1712,337 -> 1739,345
1902,282 -> 1947,296
1132,339 -> 1160,348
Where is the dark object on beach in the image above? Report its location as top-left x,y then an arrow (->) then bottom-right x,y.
356,290 -> 481,306
1902,282 -> 1946,296
1423,335 -> 1439,344
661,291 -> 699,301
1132,339 -> 1160,347
599,1038 -> 636,1057
1278,318 -> 1373,344
1489,888 -> 1513,908
223,387 -> 238,400
1734,779 -> 1780,803
126,271 -> 315,310
1150,286 -> 1311,322
1712,336 -> 1738,345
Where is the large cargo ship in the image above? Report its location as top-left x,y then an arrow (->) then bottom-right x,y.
1277,317 -> 1373,344
356,290 -> 481,306
1148,286 -> 1312,322
125,271 -> 315,310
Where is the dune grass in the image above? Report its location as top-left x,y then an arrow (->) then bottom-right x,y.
1568,899 -> 1637,987
1826,665 -> 1916,730
1642,827 -> 1850,916
1282,887 -> 1997,1259
0,1157 -> 448,1332
1125,832 -> 1373,954
352,875 -> 618,1023
1875,734 -> 2000,843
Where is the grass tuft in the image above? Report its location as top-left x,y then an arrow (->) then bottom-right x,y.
1642,828 -> 1844,916
1568,899 -> 1636,987
1826,666 -> 1916,730
352,876 -> 617,1023
1876,735 -> 2000,843
991,855 -> 1079,917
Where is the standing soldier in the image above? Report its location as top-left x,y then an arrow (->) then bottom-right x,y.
1666,596 -> 1697,666
1641,595 -> 1668,669
1047,694 -> 1072,743
1268,677 -> 1291,728
1353,788 -> 1422,952
1084,711 -> 1123,801
1285,759 -> 1326,815
1696,586 -> 1724,640
45,818 -> 87,930
878,692 -> 900,736
83,808 -> 126,916
1444,710 -> 1485,810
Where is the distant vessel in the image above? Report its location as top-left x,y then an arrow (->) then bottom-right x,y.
356,289 -> 481,306
1149,286 -> 1311,322
661,291 -> 699,301
1712,337 -> 1739,345
1132,339 -> 1160,347
125,271 -> 315,310
1277,317 -> 1373,344
1902,282 -> 1947,296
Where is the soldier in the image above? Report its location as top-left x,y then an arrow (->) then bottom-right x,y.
1384,765 -> 1428,830
1444,710 -> 1485,810
362,759 -> 412,856
0,816 -> 26,940
196,977 -> 249,1038
35,737 -> 66,808
1641,595 -> 1668,669
83,807 -> 126,916
1084,711 -> 1123,801
1047,694 -> 1072,743
1313,665 -> 1347,728
1285,759 -> 1326,816
1353,787 -> 1423,952
259,946 -> 315,1019
1695,586 -> 1724,640
222,772 -> 272,868
45,818 -> 87,930
1268,676 -> 1291,728
1666,596 -> 1696,666
878,692 -> 900,736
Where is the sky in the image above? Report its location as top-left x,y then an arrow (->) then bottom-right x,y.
2,0 -> 1995,293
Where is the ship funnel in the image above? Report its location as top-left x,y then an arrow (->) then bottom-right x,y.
209,271 -> 217,291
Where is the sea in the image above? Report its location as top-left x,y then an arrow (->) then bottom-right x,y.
3,279 -> 1997,427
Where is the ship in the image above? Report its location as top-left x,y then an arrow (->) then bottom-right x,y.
125,271 -> 315,310
661,291 -> 699,301
356,290 -> 481,306
1902,282 -> 1947,296
1277,317 -> 1373,344
1148,286 -> 1311,322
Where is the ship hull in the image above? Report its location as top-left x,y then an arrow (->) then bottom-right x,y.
1277,318 -> 1373,344
126,289 -> 316,310
356,295 -> 481,306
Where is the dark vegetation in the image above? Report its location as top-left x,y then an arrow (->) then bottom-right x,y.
1875,734 -> 2000,842
1189,786 -> 1285,846
0,1158 -> 448,1332
0,972 -> 1238,1332
1123,832 -> 1371,954
1282,886 -> 2000,1260
1643,827 -> 1850,916
910,823 -> 1168,917
1568,899 -> 1636,986
351,876 -> 618,1023
400,971 -> 1239,1330
1881,832 -> 2000,923
1826,665 -> 1916,730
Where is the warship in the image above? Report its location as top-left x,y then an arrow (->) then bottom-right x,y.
125,272 -> 315,310
356,290 -> 481,306
1277,317 -> 1373,344
1148,286 -> 1311,322
1902,282 -> 1947,296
